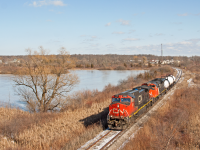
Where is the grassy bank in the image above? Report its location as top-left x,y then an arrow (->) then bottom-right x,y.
123,68 -> 200,150
0,66 -> 173,150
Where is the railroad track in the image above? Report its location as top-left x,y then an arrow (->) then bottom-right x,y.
79,68 -> 182,150
78,129 -> 121,150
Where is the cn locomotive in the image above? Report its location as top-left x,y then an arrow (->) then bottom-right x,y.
107,75 -> 176,130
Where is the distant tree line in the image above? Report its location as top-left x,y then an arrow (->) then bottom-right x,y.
0,54 -> 200,73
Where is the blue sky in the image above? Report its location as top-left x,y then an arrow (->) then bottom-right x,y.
0,0 -> 200,56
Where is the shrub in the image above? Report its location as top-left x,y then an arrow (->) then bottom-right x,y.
124,63 -> 127,67
115,66 -> 126,70
130,64 -> 133,67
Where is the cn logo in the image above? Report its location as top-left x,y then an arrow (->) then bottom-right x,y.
113,108 -> 125,114
113,108 -> 119,113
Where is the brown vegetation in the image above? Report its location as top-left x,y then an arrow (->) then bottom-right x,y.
136,66 -> 173,80
2,54 -> 199,74
123,71 -> 200,150
0,66 -> 175,150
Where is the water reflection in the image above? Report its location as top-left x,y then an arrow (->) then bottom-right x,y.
0,70 -> 145,110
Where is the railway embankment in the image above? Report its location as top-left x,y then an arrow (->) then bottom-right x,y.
122,68 -> 200,150
78,68 -> 181,150
0,66 -> 174,150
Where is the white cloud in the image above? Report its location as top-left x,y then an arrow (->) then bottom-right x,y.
187,38 -> 200,43
49,9 -> 63,14
155,33 -> 164,36
173,22 -> 182,25
46,19 -> 53,22
179,41 -> 192,45
123,38 -> 139,41
33,1 -> 37,6
168,46 -> 175,50
178,13 -> 188,16
117,19 -> 131,26
119,39 -> 200,56
30,0 -> 66,7
106,44 -> 114,48
194,13 -> 200,16
91,36 -> 97,39
178,13 -> 200,17
90,43 -> 99,47
105,22 -> 111,26
52,1 -> 65,6
83,35 -> 99,42
112,31 -> 125,34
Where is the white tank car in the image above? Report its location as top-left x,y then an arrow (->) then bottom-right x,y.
167,75 -> 174,85
164,79 -> 170,88
172,75 -> 176,82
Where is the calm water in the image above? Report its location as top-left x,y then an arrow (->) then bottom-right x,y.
0,70 -> 145,110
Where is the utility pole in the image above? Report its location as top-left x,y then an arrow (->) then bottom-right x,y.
161,44 -> 163,61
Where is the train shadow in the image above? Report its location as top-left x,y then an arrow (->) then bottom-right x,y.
79,107 -> 109,129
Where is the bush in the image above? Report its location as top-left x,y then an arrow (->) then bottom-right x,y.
115,66 -> 126,70
124,63 -> 127,67
130,64 -> 133,67
91,64 -> 94,68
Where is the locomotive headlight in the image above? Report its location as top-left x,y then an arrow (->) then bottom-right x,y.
117,104 -> 119,108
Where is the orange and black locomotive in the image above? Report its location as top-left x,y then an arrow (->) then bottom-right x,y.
107,75 -> 176,130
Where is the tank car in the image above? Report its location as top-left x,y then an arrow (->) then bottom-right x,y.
107,85 -> 153,130
166,75 -> 176,88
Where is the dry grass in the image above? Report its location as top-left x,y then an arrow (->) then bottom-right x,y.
136,66 -> 174,80
0,102 -> 108,149
188,65 -> 200,73
0,66 -> 174,150
123,71 -> 200,150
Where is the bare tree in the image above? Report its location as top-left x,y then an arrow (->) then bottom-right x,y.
142,56 -> 147,66
133,55 -> 138,63
13,47 -> 79,112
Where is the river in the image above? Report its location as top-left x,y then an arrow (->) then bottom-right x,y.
0,70 -> 145,110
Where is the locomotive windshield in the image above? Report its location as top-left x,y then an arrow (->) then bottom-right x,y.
112,98 -> 120,102
112,97 -> 131,105
121,98 -> 130,102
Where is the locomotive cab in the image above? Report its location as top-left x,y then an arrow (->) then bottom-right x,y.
107,93 -> 136,130
109,94 -> 136,119
107,86 -> 152,130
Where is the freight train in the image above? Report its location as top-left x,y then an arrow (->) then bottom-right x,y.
107,74 -> 176,130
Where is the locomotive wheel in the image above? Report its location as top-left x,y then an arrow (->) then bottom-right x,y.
150,101 -> 153,106
152,98 -> 155,104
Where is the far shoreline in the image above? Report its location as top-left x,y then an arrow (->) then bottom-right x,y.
0,67 -> 150,75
